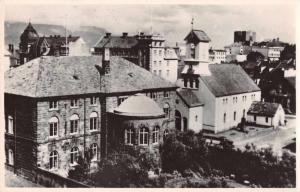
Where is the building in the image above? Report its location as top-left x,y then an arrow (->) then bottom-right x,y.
19,22 -> 89,64
209,49 -> 226,64
224,42 -> 251,63
176,29 -> 261,133
252,38 -> 286,62
234,31 -> 256,46
93,32 -> 178,83
247,101 -> 285,127
5,54 -> 177,178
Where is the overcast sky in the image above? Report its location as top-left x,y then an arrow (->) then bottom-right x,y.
5,4 -> 296,48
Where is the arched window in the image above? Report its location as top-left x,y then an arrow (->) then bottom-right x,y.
224,113 -> 226,123
49,117 -> 59,137
49,151 -> 58,169
139,127 -> 149,145
234,111 -> 236,121
90,112 -> 98,131
70,114 -> 79,134
163,103 -> 170,118
90,143 -> 97,160
125,128 -> 134,145
152,126 -> 159,144
70,147 -> 79,164
8,115 -> 14,134
8,149 -> 14,166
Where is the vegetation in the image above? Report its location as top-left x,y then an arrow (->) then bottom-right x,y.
280,44 -> 296,61
247,51 -> 264,62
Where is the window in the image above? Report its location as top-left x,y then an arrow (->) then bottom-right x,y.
125,128 -> 134,145
70,99 -> 78,108
49,117 -> 58,137
265,117 -> 268,123
163,91 -> 169,98
154,50 -> 157,55
7,115 -> 14,134
243,109 -> 246,117
167,61 -> 169,66
189,79 -> 194,88
49,151 -> 58,169
90,143 -> 97,160
159,50 -> 162,56
150,92 -> 157,99
163,103 -> 170,118
90,97 -> 97,105
195,115 -> 198,122
159,70 -> 162,76
90,112 -> 98,131
254,115 -> 257,121
154,61 -> 157,66
166,70 -> 170,77
152,126 -> 159,144
159,61 -> 162,66
49,100 -> 58,110
234,111 -> 236,121
70,114 -> 79,134
153,70 -> 157,74
223,113 -> 226,123
70,147 -> 79,164
118,97 -> 127,105
8,149 -> 14,166
184,78 -> 188,87
139,127 -> 149,145
163,129 -> 169,140
195,79 -> 199,88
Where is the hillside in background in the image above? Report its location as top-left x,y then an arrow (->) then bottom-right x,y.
4,21 -> 106,49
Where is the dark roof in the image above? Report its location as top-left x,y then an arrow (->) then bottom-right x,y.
45,36 -> 80,47
257,40 -> 287,47
5,56 -> 176,98
247,101 -> 281,117
184,30 -> 211,42
94,36 -> 138,48
20,22 -> 39,40
177,89 -> 204,107
200,64 -> 260,97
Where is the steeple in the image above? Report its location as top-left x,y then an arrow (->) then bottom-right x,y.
20,22 -> 39,41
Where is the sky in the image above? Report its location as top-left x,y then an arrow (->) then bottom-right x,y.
5,4 -> 296,48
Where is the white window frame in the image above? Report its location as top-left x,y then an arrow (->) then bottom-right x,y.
49,100 -> 58,110
90,143 -> 98,161
49,151 -> 58,170
49,117 -> 59,137
152,127 -> 159,144
70,114 -> 79,134
90,97 -> 97,106
70,147 -> 79,165
8,115 -> 14,134
90,112 -> 98,131
125,128 -> 134,145
139,127 -> 149,146
8,149 -> 14,166
70,99 -> 78,108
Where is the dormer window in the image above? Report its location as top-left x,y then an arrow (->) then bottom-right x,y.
70,99 -> 78,108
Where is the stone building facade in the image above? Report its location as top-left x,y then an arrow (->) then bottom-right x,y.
5,54 -> 177,177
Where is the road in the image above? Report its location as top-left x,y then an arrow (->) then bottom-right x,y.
234,116 -> 296,155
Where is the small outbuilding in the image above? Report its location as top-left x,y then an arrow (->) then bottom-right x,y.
247,101 -> 285,127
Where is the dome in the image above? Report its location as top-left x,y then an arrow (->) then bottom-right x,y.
114,94 -> 165,117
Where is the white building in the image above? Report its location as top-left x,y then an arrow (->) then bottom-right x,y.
247,101 -> 285,127
176,29 -> 261,133
224,42 -> 251,62
209,49 -> 226,64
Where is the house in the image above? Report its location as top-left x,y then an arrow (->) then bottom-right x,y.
93,32 -> 178,83
247,101 -> 285,127
4,53 -> 177,178
176,29 -> 261,133
224,42 -> 251,62
19,22 -> 89,64
234,31 -> 256,46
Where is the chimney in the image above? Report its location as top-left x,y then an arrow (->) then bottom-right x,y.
105,33 -> 111,38
102,48 -> 110,75
122,32 -> 128,38
8,44 -> 14,53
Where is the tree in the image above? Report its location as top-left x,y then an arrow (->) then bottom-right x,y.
68,156 -> 87,182
280,44 -> 296,61
247,51 -> 264,62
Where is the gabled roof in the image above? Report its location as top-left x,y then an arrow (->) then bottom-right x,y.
184,29 -> 211,42
177,89 -> 204,107
5,56 -> 176,98
200,64 -> 260,97
94,36 -> 139,49
247,101 -> 281,117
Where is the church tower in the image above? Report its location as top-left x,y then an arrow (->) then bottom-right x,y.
19,22 -> 39,64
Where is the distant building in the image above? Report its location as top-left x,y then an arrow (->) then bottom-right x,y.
247,101 -> 285,127
175,30 -> 261,133
209,49 -> 226,64
5,53 -> 177,177
19,22 -> 89,64
93,32 -> 178,83
252,38 -> 286,62
224,42 -> 251,62
234,31 -> 256,46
